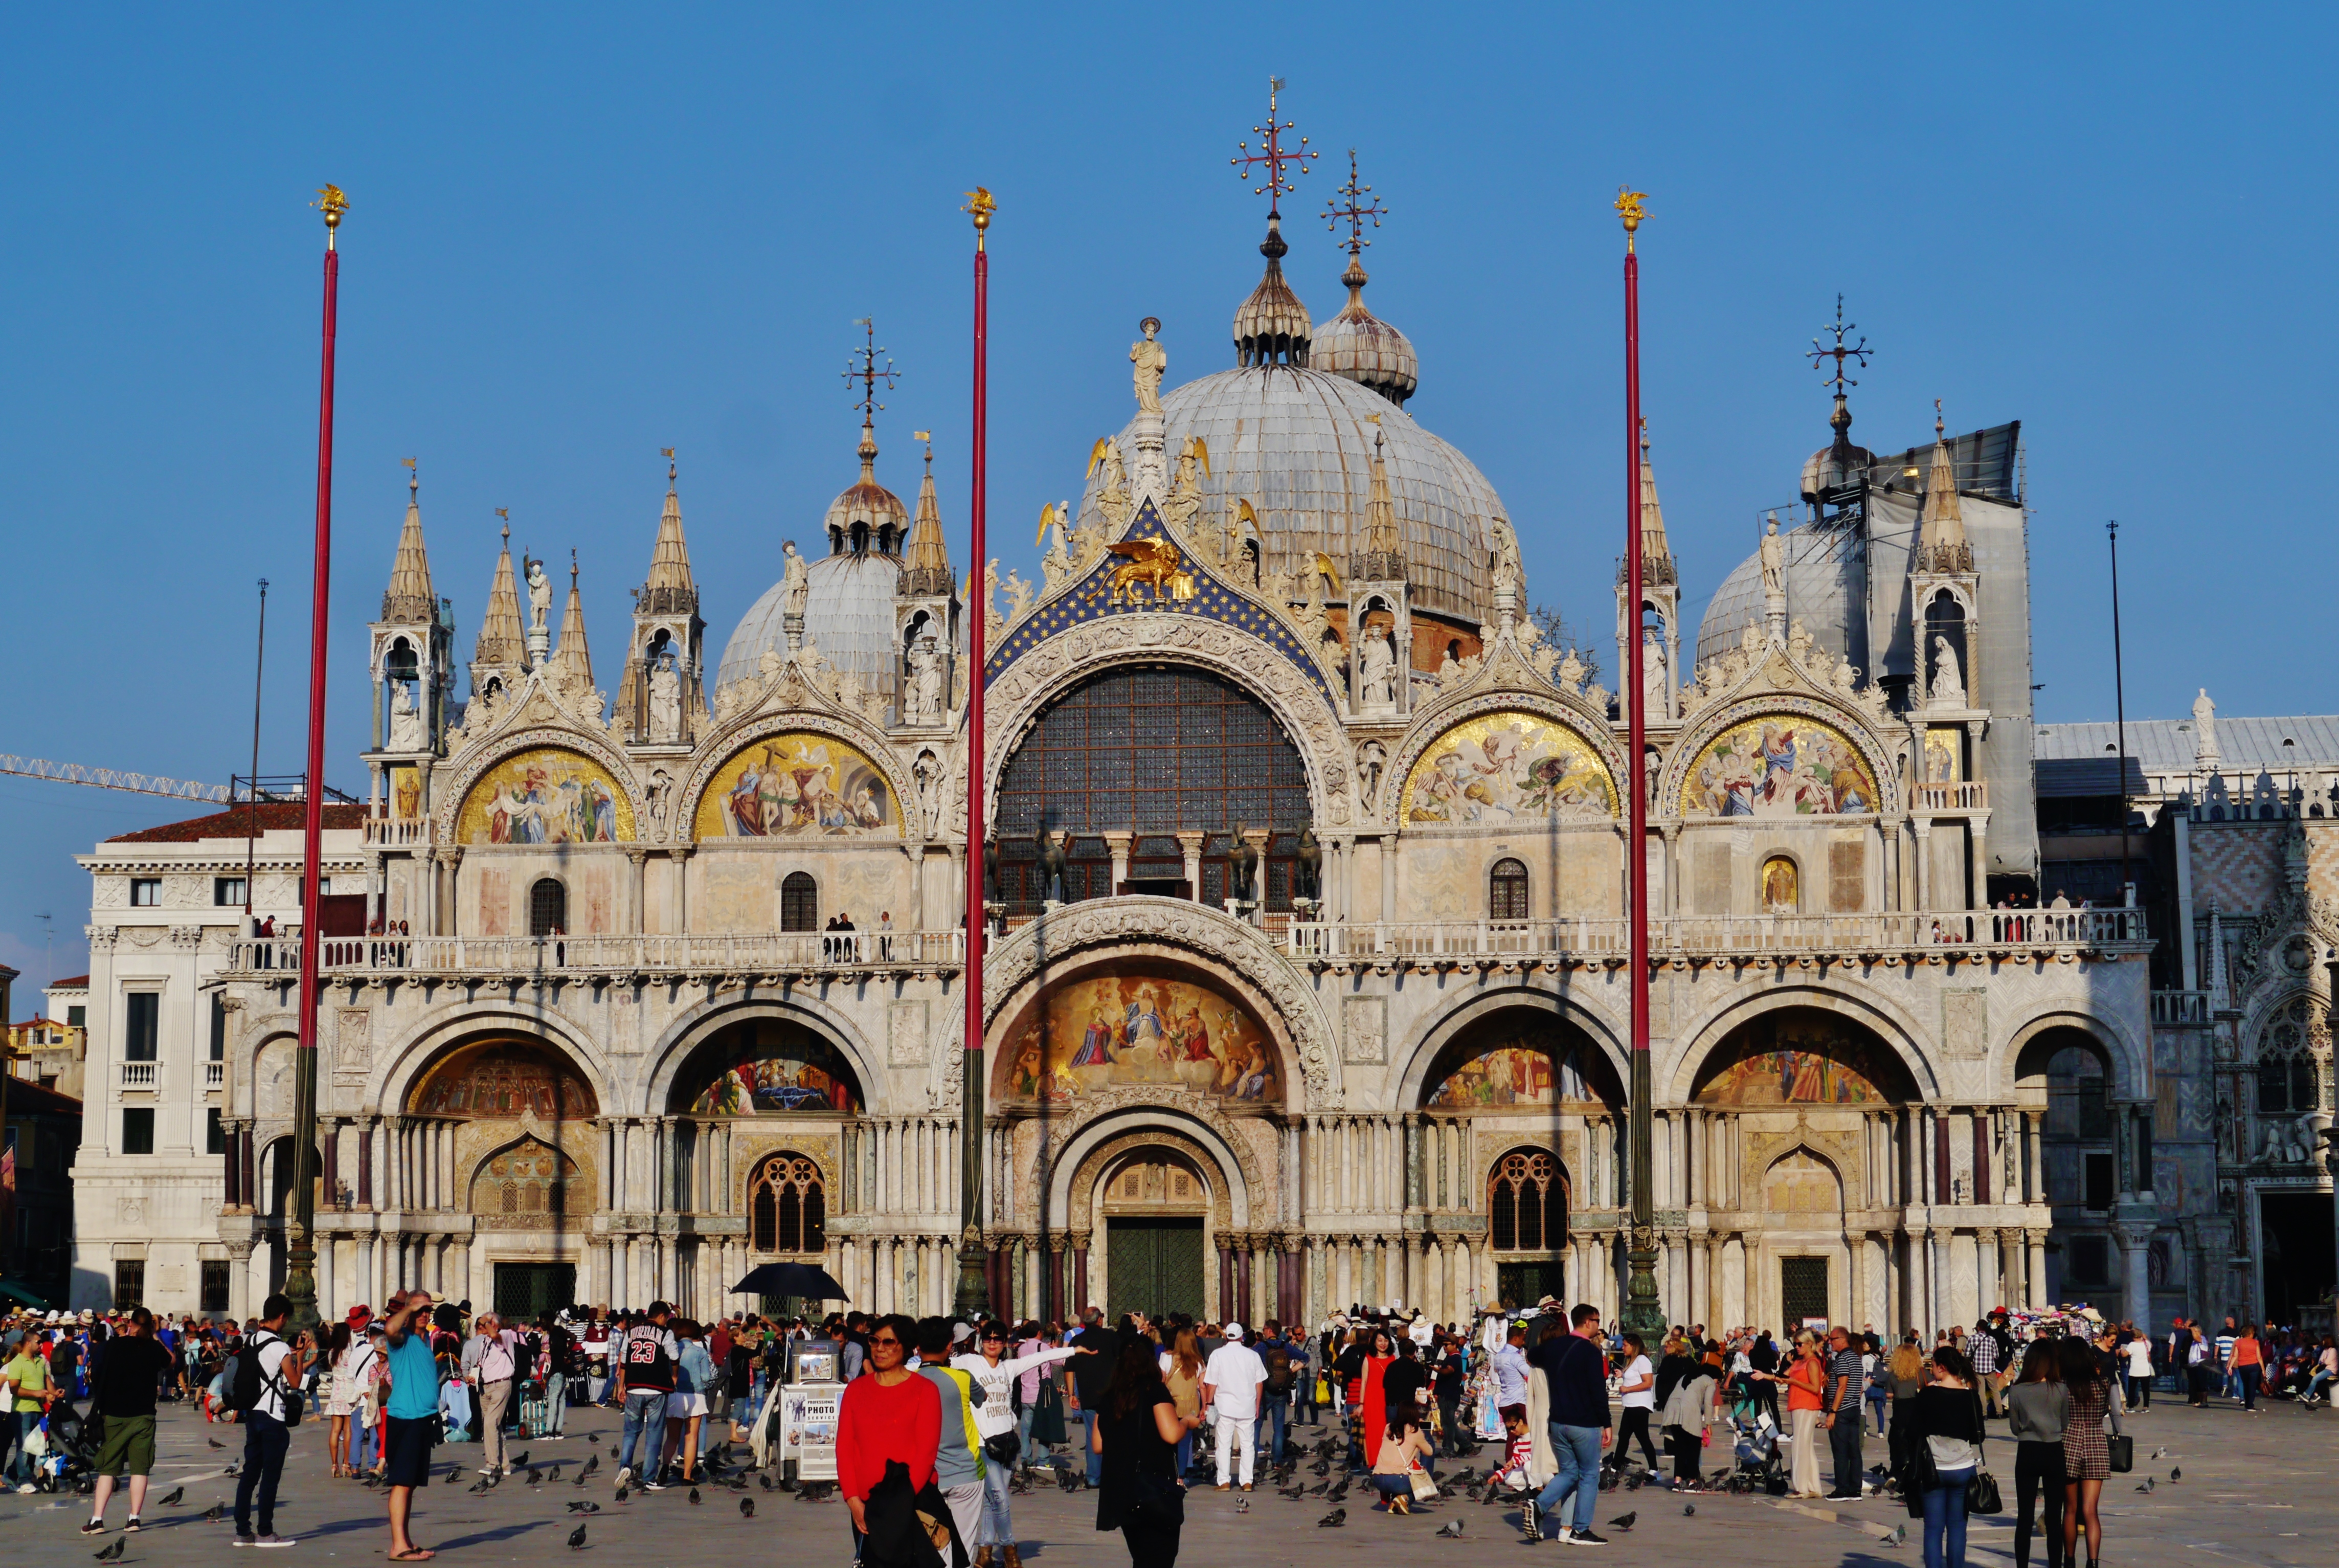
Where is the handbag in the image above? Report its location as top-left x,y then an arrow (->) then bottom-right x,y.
1965,1467 -> 2003,1514
1407,1464 -> 1438,1503
1126,1464 -> 1186,1526
982,1430 -> 1021,1466
2106,1433 -> 2133,1473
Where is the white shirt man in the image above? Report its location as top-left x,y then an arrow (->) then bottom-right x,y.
1201,1323 -> 1269,1490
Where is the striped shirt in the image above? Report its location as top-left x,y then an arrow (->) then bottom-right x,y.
1827,1347 -> 1865,1410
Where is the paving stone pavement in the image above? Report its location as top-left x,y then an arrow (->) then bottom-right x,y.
2,1399 -> 2328,1567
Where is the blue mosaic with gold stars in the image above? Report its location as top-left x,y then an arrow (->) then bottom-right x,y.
986,498 -> 1337,709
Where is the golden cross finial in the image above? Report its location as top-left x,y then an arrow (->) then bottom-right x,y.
1232,77 -> 1316,215
1615,187 -> 1647,249
843,318 -> 899,426
495,507 -> 509,544
1323,148 -> 1386,258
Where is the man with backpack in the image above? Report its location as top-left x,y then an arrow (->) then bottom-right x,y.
613,1304 -> 680,1490
223,1292 -> 307,1548
1260,1325 -> 1295,1465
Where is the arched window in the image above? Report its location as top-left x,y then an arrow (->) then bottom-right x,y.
1489,858 -> 1530,921
2256,994 -> 2328,1114
748,1154 -> 825,1253
1488,1149 -> 1566,1252
529,878 -> 566,936
780,872 -> 819,933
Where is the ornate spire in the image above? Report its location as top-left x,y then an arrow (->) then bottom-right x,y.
549,551 -> 593,687
475,519 -> 526,669
902,430 -> 954,594
1230,78 -> 1316,367
1613,419 -> 1676,590
640,447 -> 696,611
1918,400 -> 1971,568
1314,149 -> 1416,405
380,459 -> 436,622
1801,296 -> 1876,504
1351,424 -> 1405,579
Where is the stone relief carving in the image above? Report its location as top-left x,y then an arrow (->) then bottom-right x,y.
1342,995 -> 1387,1065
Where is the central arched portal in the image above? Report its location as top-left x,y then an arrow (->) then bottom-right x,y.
1097,1146 -> 1213,1321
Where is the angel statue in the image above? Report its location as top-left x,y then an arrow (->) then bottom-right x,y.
1088,437 -> 1132,532
1038,501 -> 1074,589
1131,316 -> 1166,416
1160,435 -> 1209,532
1002,568 -> 1033,622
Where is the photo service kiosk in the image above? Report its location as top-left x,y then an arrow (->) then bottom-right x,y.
774,1338 -> 841,1484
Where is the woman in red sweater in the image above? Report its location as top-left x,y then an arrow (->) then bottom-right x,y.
839,1314 -> 942,1539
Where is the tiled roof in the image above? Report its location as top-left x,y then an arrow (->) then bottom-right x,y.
107,803 -> 367,844
46,976 -> 87,990
1,1077 -> 83,1115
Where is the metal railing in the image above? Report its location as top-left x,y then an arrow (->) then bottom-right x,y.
228,929 -> 964,977
1285,906 -> 2147,962
120,1061 -> 159,1088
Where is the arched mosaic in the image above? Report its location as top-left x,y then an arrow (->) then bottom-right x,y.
685,1020 -> 863,1115
1691,1011 -> 1907,1106
996,967 -> 1280,1108
1423,1034 -> 1612,1111
456,748 -> 634,844
1682,715 -> 1877,817
1401,710 -> 1614,824
409,1040 -> 598,1120
694,732 -> 898,839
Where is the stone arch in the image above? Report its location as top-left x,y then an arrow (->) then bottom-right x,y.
1759,1144 -> 1849,1215
467,1132 -> 586,1225
980,897 -> 1343,1110
981,614 -> 1353,833
370,1000 -> 615,1123
1665,983 -> 1938,1106
677,720 -> 914,846
434,724 -> 644,845
744,1149 -> 829,1255
1378,690 -> 1625,833
1395,987 -> 1628,1114
642,992 -> 886,1121
1484,1144 -> 1570,1253
1679,1001 -> 1923,1111
1043,1106 -> 1260,1233
1998,1007 -> 2147,1104
1658,693 -> 1901,820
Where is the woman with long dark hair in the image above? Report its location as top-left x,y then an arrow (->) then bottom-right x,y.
2006,1340 -> 2069,1568
1358,1328 -> 1397,1470
1898,1346 -> 1985,1568
1159,1329 -> 1204,1481
2059,1335 -> 2120,1568
1369,1398 -> 1437,1516
1095,1336 -> 1196,1568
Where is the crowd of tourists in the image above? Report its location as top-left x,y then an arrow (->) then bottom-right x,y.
3,1294 -> 2328,1568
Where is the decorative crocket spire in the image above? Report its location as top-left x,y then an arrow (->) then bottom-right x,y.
1350,424 -> 1405,580
1230,78 -> 1316,367
475,521 -> 526,668
380,460 -> 436,622
549,551 -> 593,687
902,431 -> 954,595
1918,400 -> 1970,569
1636,419 -> 1677,586
640,448 -> 696,612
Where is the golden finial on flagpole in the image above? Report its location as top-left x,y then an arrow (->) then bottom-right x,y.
963,187 -> 996,248
1615,187 -> 1647,251
313,184 -> 349,248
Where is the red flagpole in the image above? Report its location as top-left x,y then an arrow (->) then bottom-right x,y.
955,188 -> 995,1316
1618,189 -> 1660,1335
286,184 -> 347,1331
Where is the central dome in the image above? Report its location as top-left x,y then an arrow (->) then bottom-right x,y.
1075,365 -> 1504,627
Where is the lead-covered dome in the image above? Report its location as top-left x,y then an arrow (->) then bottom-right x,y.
1311,256 -> 1418,407
1696,514 -> 1862,669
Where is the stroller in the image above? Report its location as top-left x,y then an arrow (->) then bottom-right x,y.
1721,1409 -> 1786,1496
26,1404 -> 99,1494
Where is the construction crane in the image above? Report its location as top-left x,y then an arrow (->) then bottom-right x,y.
0,758 -> 354,805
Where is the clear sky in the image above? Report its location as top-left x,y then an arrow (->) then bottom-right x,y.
3,4 -> 2333,991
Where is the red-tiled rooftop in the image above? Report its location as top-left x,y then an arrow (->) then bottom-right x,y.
1,1077 -> 84,1115
107,802 -> 368,844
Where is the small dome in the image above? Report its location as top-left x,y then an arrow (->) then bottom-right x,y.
1232,217 -> 1313,367
718,550 -> 905,698
1695,516 -> 1862,670
1312,257 -> 1418,407
824,424 -> 910,555
1800,394 -> 1873,503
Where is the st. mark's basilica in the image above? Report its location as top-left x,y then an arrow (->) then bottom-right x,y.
61,139 -> 2338,1338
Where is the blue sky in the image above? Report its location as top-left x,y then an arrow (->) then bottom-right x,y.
3,4 -> 2333,991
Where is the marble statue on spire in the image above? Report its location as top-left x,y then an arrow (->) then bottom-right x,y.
1131,317 -> 1166,415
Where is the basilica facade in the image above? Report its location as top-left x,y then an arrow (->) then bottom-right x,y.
70,193 -> 2175,1337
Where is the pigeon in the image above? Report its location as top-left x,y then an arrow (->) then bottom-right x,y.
549,1464 -> 563,1484
1235,1498 -> 1249,1515
1278,1483 -> 1306,1499
611,1446 -> 621,1460
1305,1480 -> 1329,1497
614,1485 -> 630,1505
2137,1479 -> 2155,1493
1683,1503 -> 1696,1516
158,1486 -> 184,1506
1435,1519 -> 1466,1538
223,1461 -> 242,1477
94,1539 -> 127,1563
1055,1471 -> 1082,1495
568,1524 -> 589,1550
2170,1467 -> 2181,1482
512,1451 -> 530,1470
204,1502 -> 224,1522
1884,1524 -> 1906,1547
468,1480 -> 493,1494
2151,1447 -> 2168,1461
1611,1511 -> 1636,1532
1317,1508 -> 1346,1527
739,1497 -> 755,1518
582,1455 -> 600,1477
758,1473 -> 775,1491
1326,1479 -> 1351,1503
689,1488 -> 702,1506
528,1470 -> 544,1487
208,1437 -> 226,1449
567,1501 -> 600,1514
1625,1471 -> 1648,1492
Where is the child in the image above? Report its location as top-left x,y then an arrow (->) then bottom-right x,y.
1488,1404 -> 1535,1493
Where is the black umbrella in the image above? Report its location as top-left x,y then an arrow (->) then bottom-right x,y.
730,1262 -> 847,1300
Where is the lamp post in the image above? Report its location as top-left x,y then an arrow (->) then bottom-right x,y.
1617,187 -> 1662,1337
955,186 -> 995,1319
284,184 -> 347,1334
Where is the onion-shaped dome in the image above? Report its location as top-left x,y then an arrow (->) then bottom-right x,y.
1695,514 -> 1862,669
1800,394 -> 1875,503
1075,364 -> 1505,627
717,422 -> 912,698
1232,216 -> 1313,368
1311,256 -> 1418,407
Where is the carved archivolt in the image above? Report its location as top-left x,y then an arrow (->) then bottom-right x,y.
1059,1125 -> 1244,1230
1376,689 -> 1628,833
981,613 -> 1352,829
982,898 -> 1343,1110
